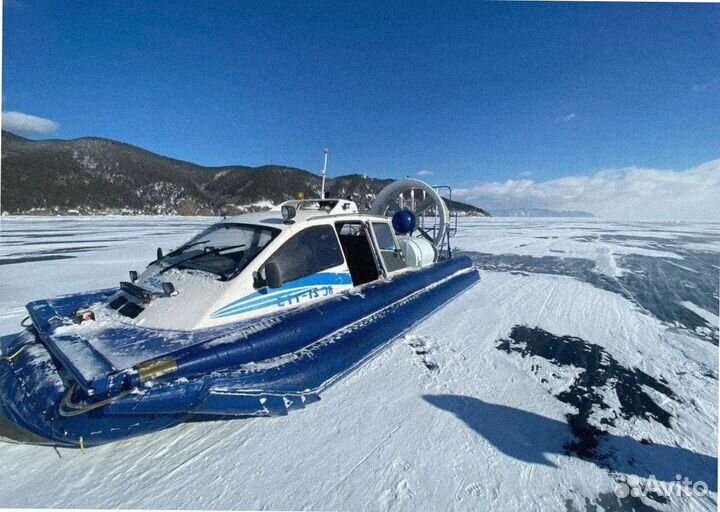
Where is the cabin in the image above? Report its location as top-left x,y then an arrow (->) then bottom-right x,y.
108,193 -> 441,330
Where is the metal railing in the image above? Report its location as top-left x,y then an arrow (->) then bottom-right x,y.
413,184 -> 458,260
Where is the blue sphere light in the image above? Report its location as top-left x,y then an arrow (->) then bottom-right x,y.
392,210 -> 416,235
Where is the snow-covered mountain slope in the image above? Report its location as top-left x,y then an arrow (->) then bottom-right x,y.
1,131 -> 490,217
0,216 -> 717,511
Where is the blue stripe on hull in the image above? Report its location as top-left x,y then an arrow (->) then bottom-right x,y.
211,272 -> 353,318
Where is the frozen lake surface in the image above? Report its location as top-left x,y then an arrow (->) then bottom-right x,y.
0,216 -> 717,511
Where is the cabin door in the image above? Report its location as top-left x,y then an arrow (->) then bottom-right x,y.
335,221 -> 381,286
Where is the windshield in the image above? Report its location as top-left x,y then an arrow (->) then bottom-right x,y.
162,223 -> 280,280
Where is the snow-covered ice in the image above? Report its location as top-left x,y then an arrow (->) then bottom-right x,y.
0,216 -> 717,511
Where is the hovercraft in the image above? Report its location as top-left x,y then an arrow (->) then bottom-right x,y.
0,179 -> 479,446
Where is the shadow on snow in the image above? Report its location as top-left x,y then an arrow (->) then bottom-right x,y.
423,394 -> 717,493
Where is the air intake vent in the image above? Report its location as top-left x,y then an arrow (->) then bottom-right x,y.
109,296 -> 128,310
118,301 -> 144,319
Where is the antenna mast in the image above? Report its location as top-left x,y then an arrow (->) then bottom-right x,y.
320,148 -> 329,199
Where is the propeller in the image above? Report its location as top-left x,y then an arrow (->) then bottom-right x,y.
370,179 -> 449,247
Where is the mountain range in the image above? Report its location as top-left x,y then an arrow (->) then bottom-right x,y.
0,131 -> 489,217
491,208 -> 594,218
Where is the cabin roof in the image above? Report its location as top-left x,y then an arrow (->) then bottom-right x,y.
224,198 -> 388,231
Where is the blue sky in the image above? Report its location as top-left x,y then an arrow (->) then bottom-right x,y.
3,1 -> 719,218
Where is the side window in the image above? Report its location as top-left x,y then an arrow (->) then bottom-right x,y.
338,223 -> 364,236
372,223 -> 397,251
372,222 -> 407,273
266,225 -> 344,283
